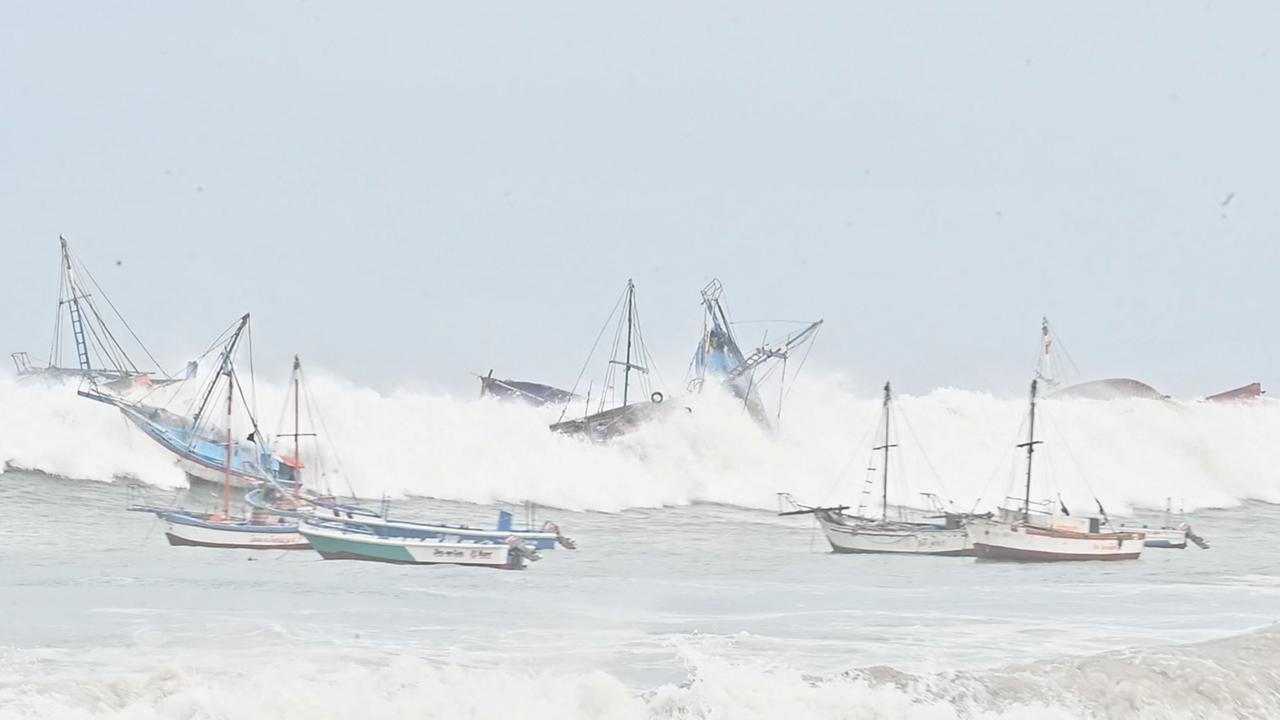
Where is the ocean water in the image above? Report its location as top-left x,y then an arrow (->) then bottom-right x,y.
1,375 -> 1279,718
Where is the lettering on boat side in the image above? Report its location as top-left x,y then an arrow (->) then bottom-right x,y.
430,548 -> 497,559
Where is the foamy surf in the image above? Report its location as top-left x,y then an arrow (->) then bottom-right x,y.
2,371 -> 1279,513
2,626 -> 1277,719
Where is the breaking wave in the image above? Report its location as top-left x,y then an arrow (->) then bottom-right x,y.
2,625 -> 1278,719
2,370 -> 1279,513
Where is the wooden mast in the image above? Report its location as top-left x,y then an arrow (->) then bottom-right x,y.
223,357 -> 234,518
1017,379 -> 1043,521
293,355 -> 302,499
872,382 -> 898,522
622,279 -> 634,407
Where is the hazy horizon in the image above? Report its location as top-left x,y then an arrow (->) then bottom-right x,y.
4,3 -> 1277,398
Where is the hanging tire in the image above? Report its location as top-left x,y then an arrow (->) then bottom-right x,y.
651,391 -> 664,404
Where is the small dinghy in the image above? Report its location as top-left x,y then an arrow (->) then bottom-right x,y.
299,519 -> 540,570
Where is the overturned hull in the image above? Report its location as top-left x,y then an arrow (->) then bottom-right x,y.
478,371 -> 576,406
550,397 -> 679,441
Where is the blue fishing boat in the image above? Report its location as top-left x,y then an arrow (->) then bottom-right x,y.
81,314 -> 289,489
299,518 -> 539,569
690,279 -> 822,429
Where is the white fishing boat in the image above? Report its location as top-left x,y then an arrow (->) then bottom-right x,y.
1118,499 -> 1210,549
136,504 -> 309,549
299,519 -> 539,570
780,382 -> 978,557
968,379 -> 1145,562
124,321 -> 312,551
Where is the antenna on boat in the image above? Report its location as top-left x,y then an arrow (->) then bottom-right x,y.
872,382 -> 899,522
1016,379 -> 1043,521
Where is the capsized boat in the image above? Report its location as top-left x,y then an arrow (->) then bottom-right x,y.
477,370 -> 576,407
12,236 -> 177,391
779,382 -> 979,556
689,279 -> 821,430
550,279 -> 681,441
968,379 -> 1145,562
299,518 -> 540,570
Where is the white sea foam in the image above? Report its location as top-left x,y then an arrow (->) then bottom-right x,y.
2,371 -> 1278,513
2,625 -> 1277,719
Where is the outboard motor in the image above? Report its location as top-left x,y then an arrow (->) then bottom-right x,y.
1179,522 -> 1210,549
543,520 -> 577,550
505,535 -> 541,562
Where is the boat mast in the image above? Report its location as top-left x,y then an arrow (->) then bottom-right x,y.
872,382 -> 898,522
293,355 -> 302,498
223,355 -> 234,518
60,237 -> 94,372
622,279 -> 634,407
1017,379 -> 1043,521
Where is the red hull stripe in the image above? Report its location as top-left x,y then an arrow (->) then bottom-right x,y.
972,543 -> 1141,562
164,533 -> 311,551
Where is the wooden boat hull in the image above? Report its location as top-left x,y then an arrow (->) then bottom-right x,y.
817,513 -> 973,556
161,513 -> 310,550
299,522 -> 530,569
968,520 -> 1144,562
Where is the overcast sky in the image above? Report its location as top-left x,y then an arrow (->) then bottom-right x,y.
3,2 -> 1276,398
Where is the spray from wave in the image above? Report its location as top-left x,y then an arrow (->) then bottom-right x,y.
2,624 -> 1277,719
1,371 -> 1278,513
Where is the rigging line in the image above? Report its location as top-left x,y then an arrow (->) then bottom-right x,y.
1040,407 -> 1103,507
896,401 -> 954,506
246,322 -> 259,427
47,257 -> 68,367
628,292 -> 661,389
819,419 -> 879,509
780,328 -> 820,407
728,319 -> 820,326
970,413 -> 1030,514
78,258 -> 170,377
74,268 -> 141,373
302,372 -> 357,500
557,284 -> 628,423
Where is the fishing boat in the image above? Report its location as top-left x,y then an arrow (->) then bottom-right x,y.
689,278 -> 822,429
12,236 -> 176,391
1119,499 -> 1210,549
80,314 -> 287,489
129,494 -> 309,549
242,358 -> 577,552
299,518 -> 540,569
967,379 -> 1146,562
121,325 -> 314,550
477,370 -> 576,406
779,382 -> 976,556
550,280 -> 677,441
